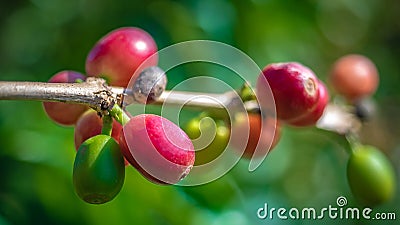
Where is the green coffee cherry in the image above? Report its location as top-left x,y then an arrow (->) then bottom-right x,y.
184,116 -> 229,166
73,134 -> 125,204
347,145 -> 396,206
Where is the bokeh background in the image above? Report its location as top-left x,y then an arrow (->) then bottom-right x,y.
0,0 -> 399,224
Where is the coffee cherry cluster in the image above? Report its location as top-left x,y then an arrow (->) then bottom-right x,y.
42,27 -> 195,204
41,26 -> 395,206
250,58 -> 393,206
182,59 -> 394,206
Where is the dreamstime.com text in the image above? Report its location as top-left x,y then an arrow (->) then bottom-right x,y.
257,196 -> 396,221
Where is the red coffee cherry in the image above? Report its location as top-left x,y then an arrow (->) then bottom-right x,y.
119,114 -> 195,185
329,54 -> 379,101
43,71 -> 88,126
85,27 -> 158,87
256,62 -> 320,121
74,110 -> 122,150
231,113 -> 281,159
288,80 -> 329,127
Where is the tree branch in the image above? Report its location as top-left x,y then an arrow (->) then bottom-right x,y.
0,78 -> 361,134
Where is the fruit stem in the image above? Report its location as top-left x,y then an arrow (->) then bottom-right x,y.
109,105 -> 130,126
101,114 -> 113,136
345,134 -> 362,154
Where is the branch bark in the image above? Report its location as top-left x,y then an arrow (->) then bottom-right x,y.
0,78 -> 125,112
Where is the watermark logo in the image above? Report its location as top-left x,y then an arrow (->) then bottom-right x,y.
336,196 -> 347,207
257,196 -> 396,221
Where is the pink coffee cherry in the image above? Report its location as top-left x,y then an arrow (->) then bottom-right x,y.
120,114 -> 195,185
288,80 -> 329,127
329,54 -> 379,102
43,71 -> 88,126
86,27 -> 158,87
256,62 -> 320,121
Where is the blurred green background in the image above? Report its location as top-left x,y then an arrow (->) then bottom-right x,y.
0,0 -> 399,224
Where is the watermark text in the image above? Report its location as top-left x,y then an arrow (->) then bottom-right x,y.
257,196 -> 396,221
